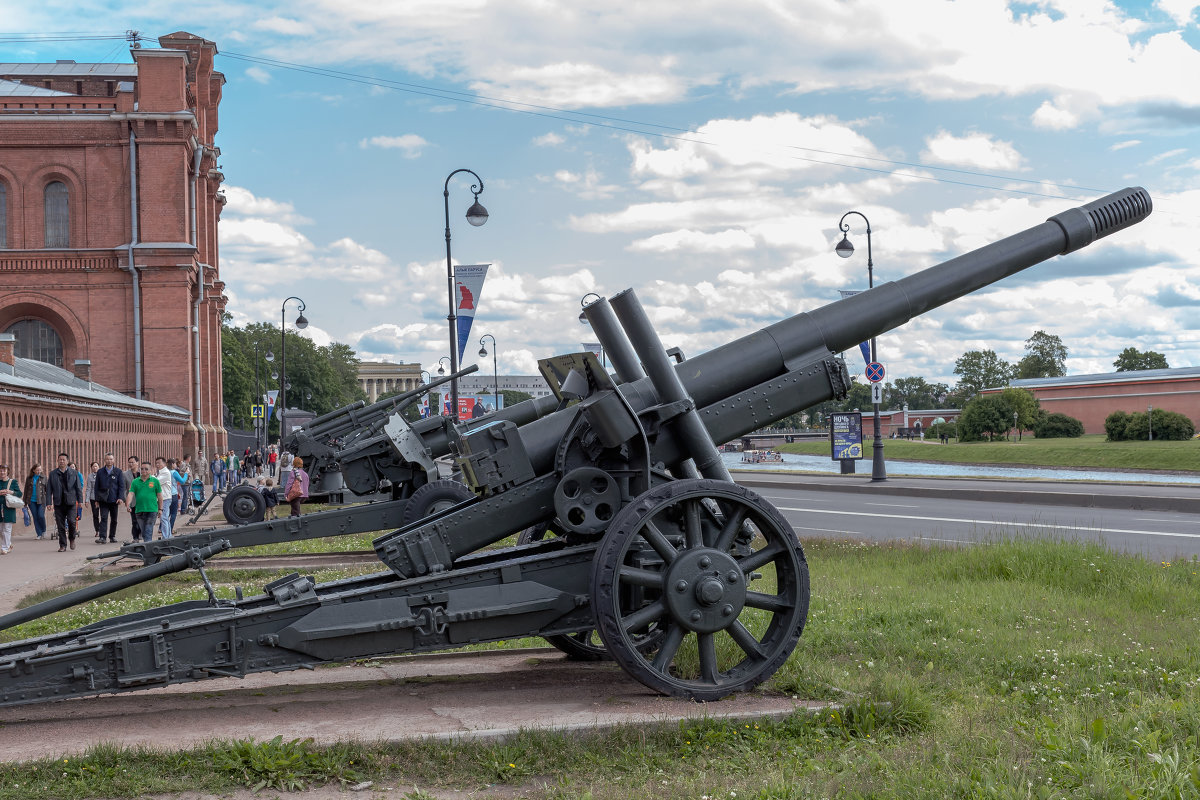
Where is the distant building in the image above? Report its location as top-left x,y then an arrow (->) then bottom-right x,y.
455,374 -> 555,400
357,361 -> 424,403
981,366 -> 1200,435
0,32 -> 228,460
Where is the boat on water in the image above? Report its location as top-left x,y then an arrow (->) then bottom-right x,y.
741,449 -> 783,464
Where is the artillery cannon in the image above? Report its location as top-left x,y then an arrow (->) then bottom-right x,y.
0,188 -> 1151,707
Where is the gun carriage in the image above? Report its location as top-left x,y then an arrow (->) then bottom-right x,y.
0,188 -> 1151,707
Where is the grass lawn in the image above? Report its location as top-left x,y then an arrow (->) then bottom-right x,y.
3,537 -> 1199,798
780,433 -> 1200,473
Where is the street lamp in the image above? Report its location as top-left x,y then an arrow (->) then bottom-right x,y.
1013,410 -> 1018,442
252,343 -> 273,453
437,357 -> 452,416
280,296 -> 308,442
478,333 -> 498,408
835,210 -> 885,482
1148,404 -> 1153,441
444,168 -> 488,422
578,292 -> 601,324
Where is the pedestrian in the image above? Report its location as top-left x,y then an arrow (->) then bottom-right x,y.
22,463 -> 46,540
69,462 -> 85,523
0,463 -> 22,555
227,450 -> 241,486
94,453 -> 127,544
211,452 -> 226,494
279,448 -> 293,490
262,477 -> 278,520
125,462 -> 162,544
155,456 -> 175,540
85,461 -> 102,542
283,456 -> 308,517
268,446 -> 277,478
123,456 -> 141,542
47,453 -> 83,551
170,458 -> 187,527
253,448 -> 264,477
178,454 -> 192,514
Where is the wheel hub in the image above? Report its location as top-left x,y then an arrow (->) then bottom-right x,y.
663,548 -> 746,633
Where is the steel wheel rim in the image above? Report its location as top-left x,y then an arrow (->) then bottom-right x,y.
593,480 -> 809,700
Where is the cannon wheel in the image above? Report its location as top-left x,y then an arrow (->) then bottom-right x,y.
401,480 -> 475,525
223,485 -> 266,525
592,478 -> 810,701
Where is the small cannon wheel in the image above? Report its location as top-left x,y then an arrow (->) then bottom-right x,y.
222,485 -> 266,525
545,630 -> 609,661
591,478 -> 810,701
401,480 -> 475,525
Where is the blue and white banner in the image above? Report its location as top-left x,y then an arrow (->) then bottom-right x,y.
454,264 -> 491,363
264,390 -> 279,421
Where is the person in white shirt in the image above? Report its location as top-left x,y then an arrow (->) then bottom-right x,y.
154,456 -> 176,539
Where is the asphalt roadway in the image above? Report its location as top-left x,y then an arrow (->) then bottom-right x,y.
0,471 -> 1196,762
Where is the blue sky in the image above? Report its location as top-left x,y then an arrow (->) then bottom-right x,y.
5,0 -> 1199,387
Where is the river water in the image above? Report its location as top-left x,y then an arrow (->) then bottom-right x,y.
721,451 -> 1200,485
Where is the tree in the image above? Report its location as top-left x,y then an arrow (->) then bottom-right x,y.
998,387 -> 1041,438
952,350 -> 1015,402
957,394 -> 1012,441
500,389 -> 533,408
1113,347 -> 1169,372
888,376 -> 950,410
1015,330 -> 1068,379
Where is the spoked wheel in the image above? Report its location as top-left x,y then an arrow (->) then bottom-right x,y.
592,478 -> 810,701
544,629 -> 608,661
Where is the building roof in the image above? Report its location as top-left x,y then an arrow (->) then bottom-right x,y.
0,62 -> 138,77
1004,366 -> 1200,391
0,357 -> 188,417
0,78 -> 75,96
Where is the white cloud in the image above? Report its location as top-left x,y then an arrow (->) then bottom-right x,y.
629,228 -> 755,254
1031,100 -> 1079,130
922,131 -> 1025,170
1109,139 -> 1141,151
532,131 -> 565,147
1156,0 -> 1200,26
1145,148 -> 1187,165
244,66 -> 272,84
251,16 -> 314,36
358,134 -> 430,158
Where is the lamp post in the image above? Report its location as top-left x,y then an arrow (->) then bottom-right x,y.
1148,404 -> 1153,441
254,344 -> 274,453
478,334 -> 498,408
437,357 -> 451,416
578,293 -> 608,369
279,296 -> 308,443
1013,410 -> 1018,442
835,211 -> 885,481
444,168 -> 489,423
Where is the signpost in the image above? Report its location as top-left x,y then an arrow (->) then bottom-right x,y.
865,362 -> 885,383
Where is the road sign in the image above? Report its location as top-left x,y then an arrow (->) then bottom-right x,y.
871,382 -> 883,404
250,404 -> 265,419
865,362 -> 885,383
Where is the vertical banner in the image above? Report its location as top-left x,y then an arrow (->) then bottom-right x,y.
453,264 -> 491,363
418,394 -> 430,418
264,390 -> 279,421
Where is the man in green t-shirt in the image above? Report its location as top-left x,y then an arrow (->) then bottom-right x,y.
125,462 -> 162,543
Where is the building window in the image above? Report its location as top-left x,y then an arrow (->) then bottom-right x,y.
6,319 -> 64,368
0,183 -> 6,248
44,181 -> 70,248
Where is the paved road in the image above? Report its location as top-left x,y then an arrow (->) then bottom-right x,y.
734,475 -> 1200,562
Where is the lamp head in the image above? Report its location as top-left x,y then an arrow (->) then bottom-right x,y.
265,350 -> 274,362
438,364 -> 446,375
466,199 -> 489,227
478,346 -> 488,358
295,313 -> 309,330
835,235 -> 854,258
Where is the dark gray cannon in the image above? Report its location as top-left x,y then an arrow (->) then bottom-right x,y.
0,188 -> 1150,708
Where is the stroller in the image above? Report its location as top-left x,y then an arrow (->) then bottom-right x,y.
191,478 -> 206,505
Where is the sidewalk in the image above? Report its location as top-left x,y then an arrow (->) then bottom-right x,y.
0,497 -> 221,617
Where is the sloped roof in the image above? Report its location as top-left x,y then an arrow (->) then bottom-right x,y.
0,357 -> 188,417
997,365 -> 1200,392
0,78 -> 75,96
0,63 -> 137,77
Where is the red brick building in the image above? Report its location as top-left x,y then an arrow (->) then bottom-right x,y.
0,32 -> 227,463
983,367 -> 1200,435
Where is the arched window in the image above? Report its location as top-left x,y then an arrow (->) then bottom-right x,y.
44,181 -> 69,248
6,319 -> 64,368
0,182 -> 7,248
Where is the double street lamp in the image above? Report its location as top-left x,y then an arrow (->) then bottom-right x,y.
279,296 -> 308,442
444,168 -> 489,421
256,344 -> 275,453
835,210 -> 886,482
478,333 -> 498,408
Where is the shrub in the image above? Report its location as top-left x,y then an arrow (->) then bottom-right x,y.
1105,410 -> 1131,441
1120,409 -> 1196,441
927,421 -> 957,440
958,395 -> 1011,441
1033,412 -> 1084,438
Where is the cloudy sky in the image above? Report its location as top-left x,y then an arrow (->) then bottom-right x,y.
7,1 -> 1199,388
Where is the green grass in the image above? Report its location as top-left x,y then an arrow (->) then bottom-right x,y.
3,537 -> 1200,798
780,433 -> 1200,473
